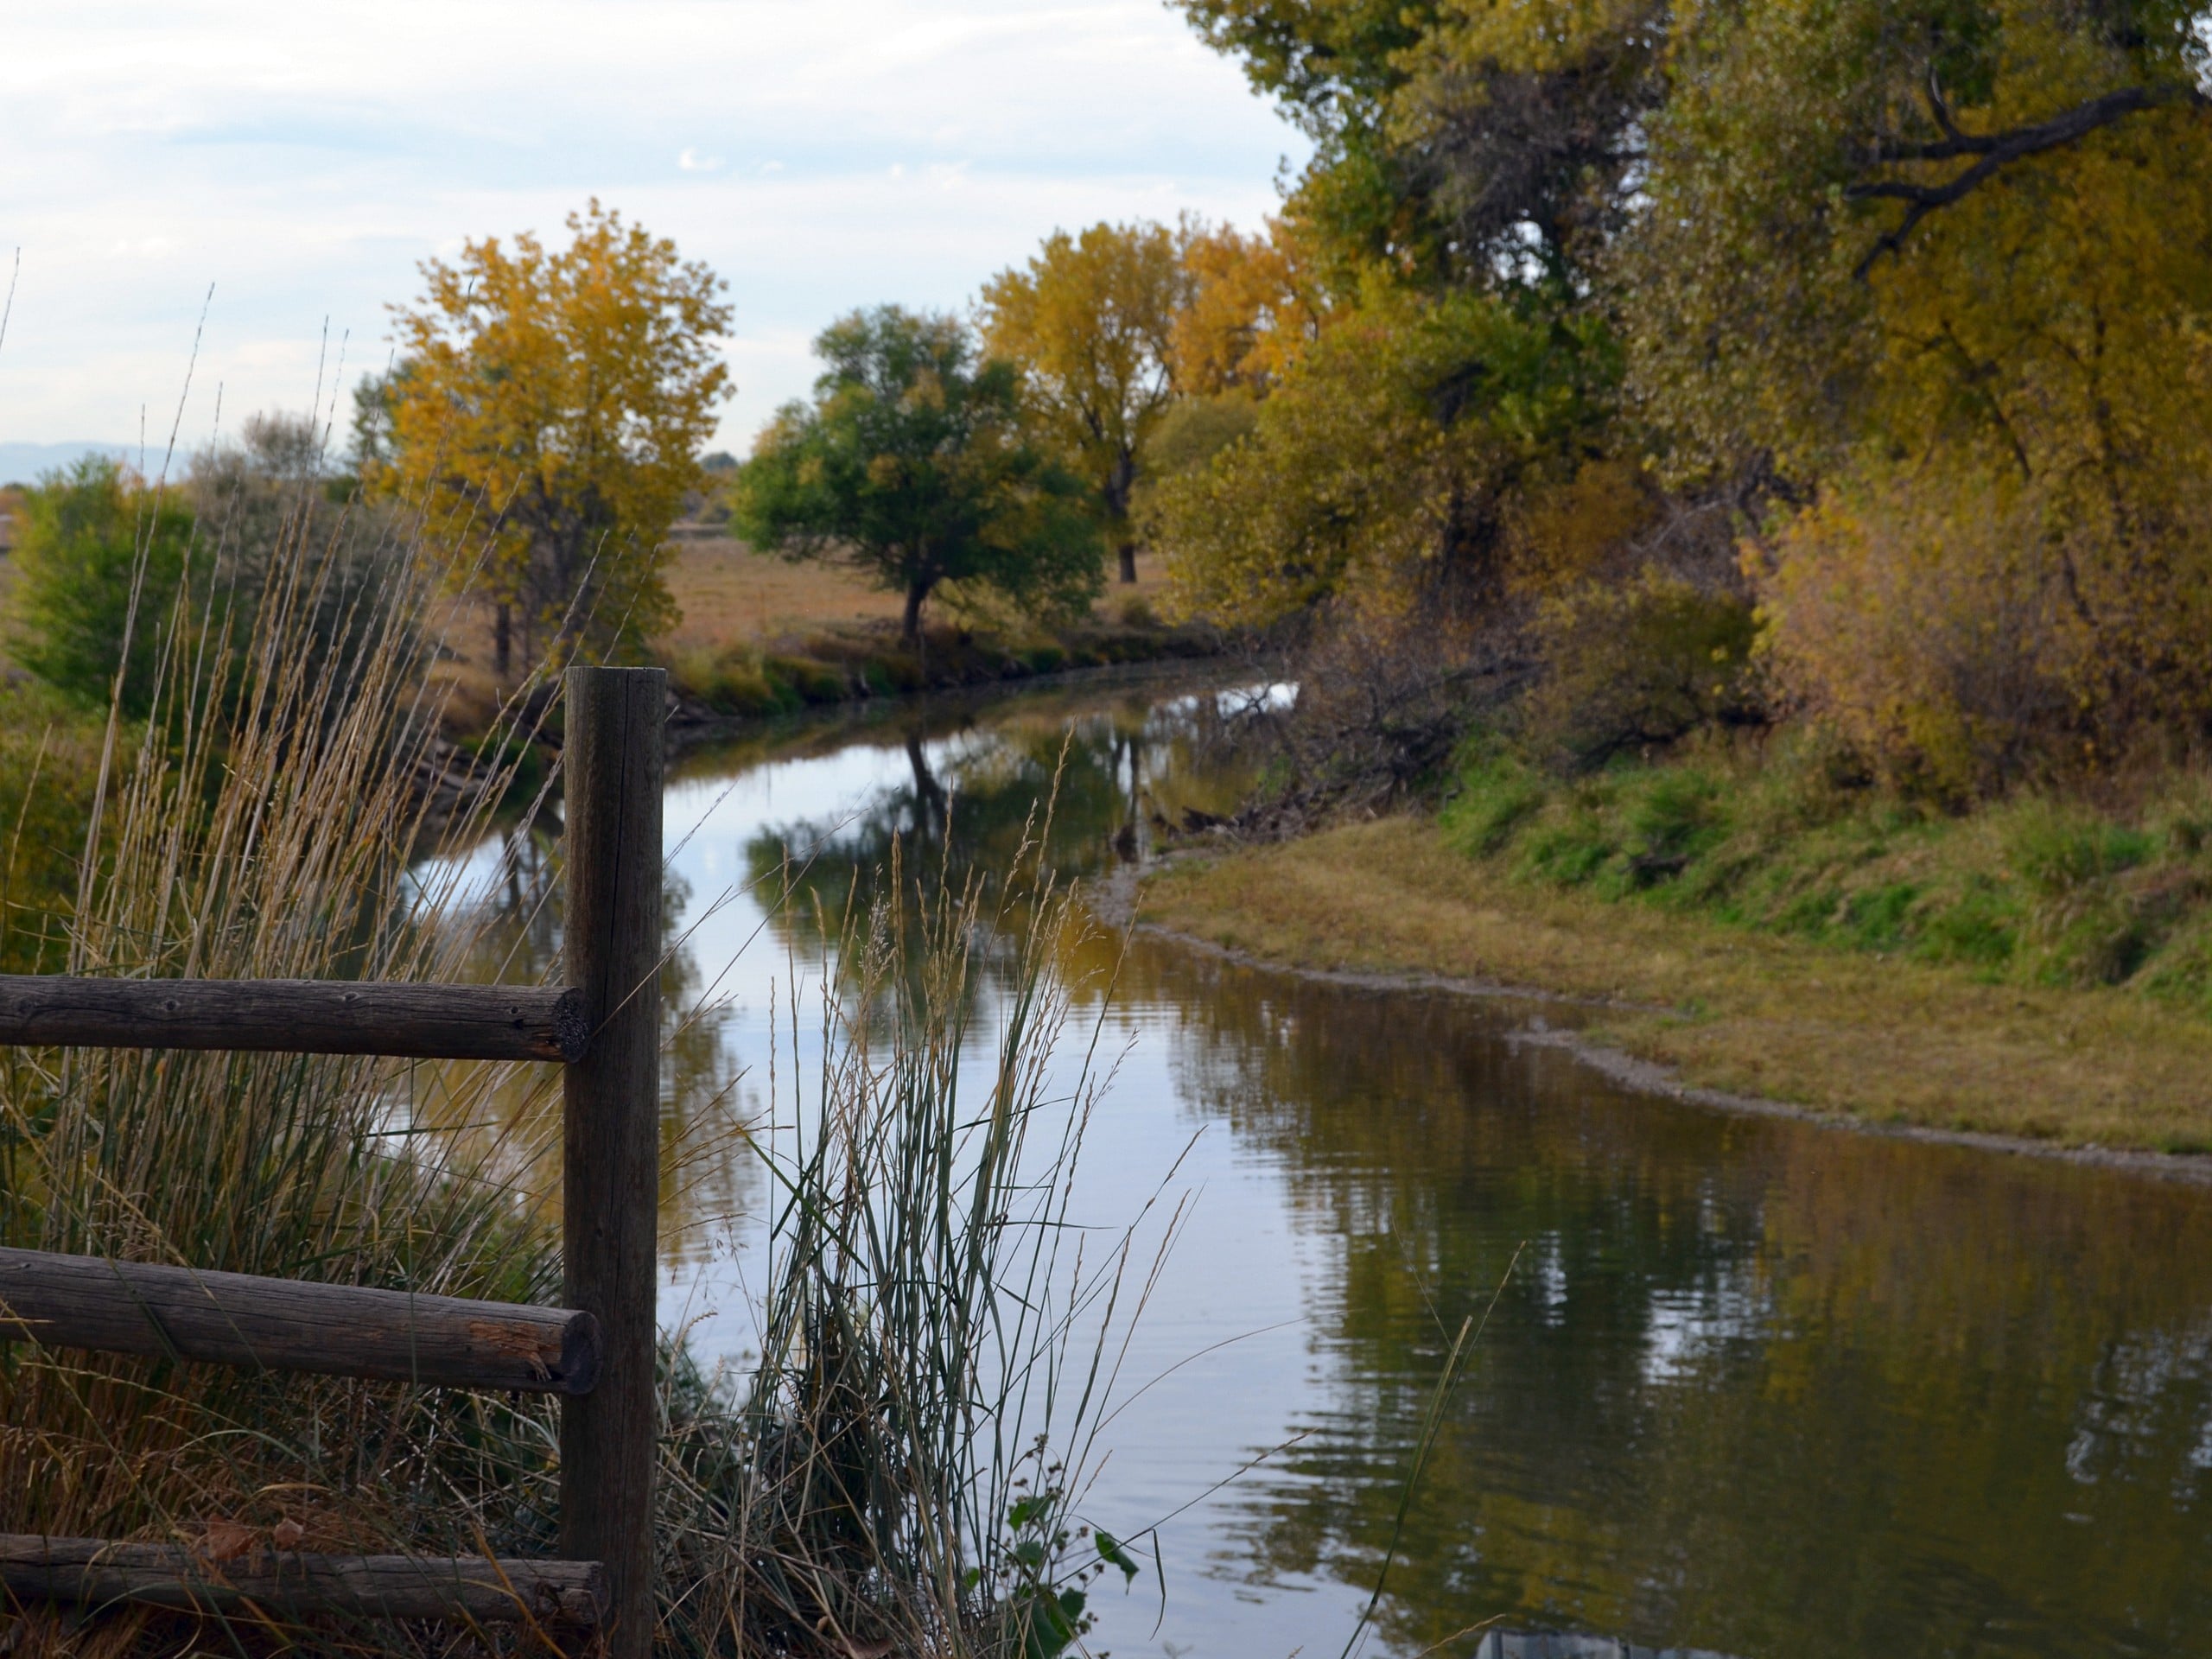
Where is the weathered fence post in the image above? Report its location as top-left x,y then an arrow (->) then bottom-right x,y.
558,665 -> 664,1659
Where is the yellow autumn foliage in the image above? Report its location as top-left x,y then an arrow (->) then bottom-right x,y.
380,200 -> 731,672
1752,453 -> 2212,798
1171,218 -> 1325,395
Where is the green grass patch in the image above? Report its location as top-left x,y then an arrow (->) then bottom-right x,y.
1440,731 -> 2212,1005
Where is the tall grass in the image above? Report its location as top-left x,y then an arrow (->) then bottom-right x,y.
658,836 -> 1141,1657
0,430 -> 1135,1656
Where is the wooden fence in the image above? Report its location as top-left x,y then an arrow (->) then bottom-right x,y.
0,665 -> 665,1658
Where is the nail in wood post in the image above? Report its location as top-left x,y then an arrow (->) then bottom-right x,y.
558,666 -> 664,1659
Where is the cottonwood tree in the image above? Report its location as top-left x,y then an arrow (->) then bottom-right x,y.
980,221 -> 1193,583
1172,218 -> 1323,396
378,200 -> 731,677
1170,0 -> 2212,788
733,307 -> 1101,652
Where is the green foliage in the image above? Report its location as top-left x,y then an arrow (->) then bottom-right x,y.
1440,733 -> 2212,1009
993,1459 -> 1133,1659
1170,1 -> 1463,281
734,307 -> 1104,647
9,422 -> 417,735
1147,283 -> 1618,626
1173,0 -> 1440,124
0,682 -> 112,972
7,457 -> 201,715
1137,390 -> 1258,486
1522,569 -> 1759,769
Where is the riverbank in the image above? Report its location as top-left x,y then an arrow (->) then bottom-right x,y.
1133,816 -> 2212,1164
422,531 -> 1216,737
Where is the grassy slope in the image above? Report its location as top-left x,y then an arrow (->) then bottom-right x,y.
1141,814 -> 2212,1154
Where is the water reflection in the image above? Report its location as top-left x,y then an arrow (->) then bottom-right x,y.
724,674 -> 1264,959
432,668 -> 2212,1657
1109,939 -> 2212,1656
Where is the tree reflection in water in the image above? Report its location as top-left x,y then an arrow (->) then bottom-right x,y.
406,817 -> 757,1273
420,671 -> 2212,1657
1111,940 -> 2212,1657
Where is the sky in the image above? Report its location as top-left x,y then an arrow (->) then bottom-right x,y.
0,0 -> 1305,463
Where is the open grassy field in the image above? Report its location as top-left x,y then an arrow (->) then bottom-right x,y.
660,531 -> 906,648
421,531 -> 1193,734
1141,817 -> 2212,1157
660,531 -> 1179,650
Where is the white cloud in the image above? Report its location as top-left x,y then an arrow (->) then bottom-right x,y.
0,1 -> 1303,453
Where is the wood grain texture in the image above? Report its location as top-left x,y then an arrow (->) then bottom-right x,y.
0,1536 -> 604,1625
557,666 -> 665,1659
0,1248 -> 600,1395
0,976 -> 588,1061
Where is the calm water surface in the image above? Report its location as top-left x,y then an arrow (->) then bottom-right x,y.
461,669 -> 2212,1658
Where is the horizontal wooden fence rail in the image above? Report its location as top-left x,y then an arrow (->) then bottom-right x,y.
0,1536 -> 605,1627
0,976 -> 588,1062
0,671 -> 666,1649
0,1249 -> 601,1395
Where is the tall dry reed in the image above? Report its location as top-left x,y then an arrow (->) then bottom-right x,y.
0,427 -> 1139,1658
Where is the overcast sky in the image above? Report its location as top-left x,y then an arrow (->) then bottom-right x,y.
0,0 -> 1302,461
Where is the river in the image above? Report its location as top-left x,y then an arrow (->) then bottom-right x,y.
448,666 -> 2212,1658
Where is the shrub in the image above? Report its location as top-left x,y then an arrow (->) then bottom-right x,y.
668,645 -> 792,715
1113,594 -> 1157,629
1521,567 -> 1760,769
7,456 -> 201,714
766,653 -> 848,703
1751,454 -> 2212,798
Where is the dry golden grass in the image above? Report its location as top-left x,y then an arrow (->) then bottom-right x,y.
661,532 -> 1180,651
416,535 -> 1183,735
663,533 -> 906,648
1142,817 -> 2212,1152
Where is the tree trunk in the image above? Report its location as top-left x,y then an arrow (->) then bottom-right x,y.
494,601 -> 512,682
1109,448 -> 1140,584
902,581 -> 928,665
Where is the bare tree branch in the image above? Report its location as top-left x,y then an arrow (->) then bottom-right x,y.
1850,81 -> 2209,276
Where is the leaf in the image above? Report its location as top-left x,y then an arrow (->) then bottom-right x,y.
271,1516 -> 306,1551
199,1519 -> 256,1564
1020,1590 -> 1077,1659
1094,1529 -> 1141,1584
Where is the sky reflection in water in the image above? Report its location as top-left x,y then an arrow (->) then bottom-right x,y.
442,671 -> 2212,1658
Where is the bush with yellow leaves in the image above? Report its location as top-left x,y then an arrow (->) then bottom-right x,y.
1751,454 -> 2212,799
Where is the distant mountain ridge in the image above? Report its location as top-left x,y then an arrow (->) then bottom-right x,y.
0,441 -> 130,487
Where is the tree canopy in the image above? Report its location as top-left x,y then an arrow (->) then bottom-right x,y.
378,200 -> 731,677
980,221 -> 1194,584
7,457 -> 200,717
732,307 -> 1102,650
1149,0 -> 2212,791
